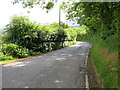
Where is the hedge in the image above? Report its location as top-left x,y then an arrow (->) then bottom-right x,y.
2,16 -> 77,58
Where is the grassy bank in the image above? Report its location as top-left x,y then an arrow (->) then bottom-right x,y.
91,43 -> 118,88
68,2 -> 119,88
77,34 -> 118,88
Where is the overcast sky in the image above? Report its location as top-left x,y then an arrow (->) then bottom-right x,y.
0,0 -> 71,28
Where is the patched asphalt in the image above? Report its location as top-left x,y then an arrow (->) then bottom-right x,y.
2,41 -> 91,88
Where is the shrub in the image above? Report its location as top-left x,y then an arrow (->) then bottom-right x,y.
60,22 -> 69,28
64,28 -> 77,41
2,43 -> 29,58
73,27 -> 87,35
3,16 -> 77,53
50,22 -> 69,28
3,16 -> 39,47
1,55 -> 13,60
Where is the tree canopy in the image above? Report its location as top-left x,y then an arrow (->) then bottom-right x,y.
11,0 -> 119,47
67,2 -> 119,39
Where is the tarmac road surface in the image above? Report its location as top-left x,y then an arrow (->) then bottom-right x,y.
2,41 -> 91,88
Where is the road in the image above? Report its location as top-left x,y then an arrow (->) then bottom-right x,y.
2,41 -> 91,88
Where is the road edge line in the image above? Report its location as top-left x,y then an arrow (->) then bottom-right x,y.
85,44 -> 92,90
85,74 -> 89,90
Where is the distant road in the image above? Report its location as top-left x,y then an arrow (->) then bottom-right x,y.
2,41 -> 91,88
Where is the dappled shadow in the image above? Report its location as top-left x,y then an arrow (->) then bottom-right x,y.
3,62 -> 27,67
3,41 -> 87,68
2,41 -> 90,88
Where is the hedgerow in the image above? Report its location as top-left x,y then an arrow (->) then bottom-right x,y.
1,16 -> 78,59
2,43 -> 30,58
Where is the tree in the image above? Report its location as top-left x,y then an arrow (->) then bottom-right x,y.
66,2 -> 119,39
11,1 -> 119,42
12,0 -> 57,10
11,0 -> 74,25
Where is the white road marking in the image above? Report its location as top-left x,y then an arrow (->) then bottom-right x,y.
85,44 -> 92,89
85,75 -> 89,90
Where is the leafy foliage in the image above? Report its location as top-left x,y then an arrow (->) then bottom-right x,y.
2,43 -> 29,58
43,2 -> 54,9
67,2 -> 119,49
64,2 -> 119,49
2,16 -> 77,58
73,2 -> 119,88
9,1 -> 119,88
0,55 -> 13,61
12,0 -> 57,10
60,22 -> 70,28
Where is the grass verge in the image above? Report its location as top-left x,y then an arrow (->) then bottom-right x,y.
77,34 -> 118,88
0,59 -> 19,64
90,43 -> 118,88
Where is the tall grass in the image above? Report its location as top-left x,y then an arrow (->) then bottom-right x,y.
77,33 -> 118,88
91,43 -> 118,88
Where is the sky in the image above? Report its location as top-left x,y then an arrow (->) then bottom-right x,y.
0,0 -> 72,28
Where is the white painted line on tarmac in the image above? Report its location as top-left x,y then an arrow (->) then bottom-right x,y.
85,44 -> 92,90
85,53 -> 88,66
85,75 -> 90,90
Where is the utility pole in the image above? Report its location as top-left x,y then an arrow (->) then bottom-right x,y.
59,6 -> 61,26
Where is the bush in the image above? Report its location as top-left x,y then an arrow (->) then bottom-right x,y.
64,28 -> 77,41
60,22 -> 69,28
2,43 -> 29,58
73,27 -> 87,36
3,15 -> 39,47
50,22 -> 69,29
1,55 -> 13,60
3,15 -> 77,54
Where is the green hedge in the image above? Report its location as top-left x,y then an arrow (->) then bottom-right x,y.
2,16 -> 77,58
2,43 -> 30,58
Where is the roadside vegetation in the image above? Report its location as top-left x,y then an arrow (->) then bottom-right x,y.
77,34 -> 118,88
73,2 -> 119,88
0,15 -> 86,64
0,0 -> 119,88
